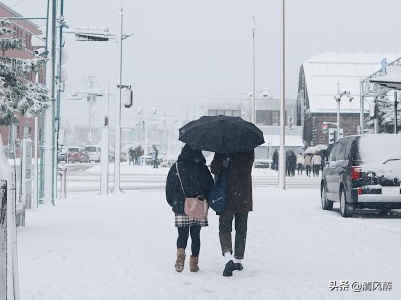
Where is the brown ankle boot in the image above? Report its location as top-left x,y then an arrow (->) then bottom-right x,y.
175,248 -> 186,272
189,255 -> 199,272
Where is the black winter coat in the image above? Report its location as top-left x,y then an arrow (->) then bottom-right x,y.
165,145 -> 214,214
210,151 -> 254,213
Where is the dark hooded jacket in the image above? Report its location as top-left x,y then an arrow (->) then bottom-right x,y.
210,151 -> 254,213
165,145 -> 214,214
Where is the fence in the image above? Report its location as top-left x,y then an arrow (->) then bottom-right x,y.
0,135 -> 20,300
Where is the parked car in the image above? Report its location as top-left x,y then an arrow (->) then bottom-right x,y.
321,134 -> 401,217
67,147 -> 90,163
58,147 -> 66,162
254,158 -> 271,169
85,145 -> 101,162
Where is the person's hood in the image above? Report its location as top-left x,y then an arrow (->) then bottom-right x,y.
177,145 -> 206,164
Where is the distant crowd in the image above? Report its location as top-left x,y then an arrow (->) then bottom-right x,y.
128,145 -> 159,168
271,149 -> 326,177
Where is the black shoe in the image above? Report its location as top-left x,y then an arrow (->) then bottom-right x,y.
234,262 -> 243,271
223,260 -> 236,277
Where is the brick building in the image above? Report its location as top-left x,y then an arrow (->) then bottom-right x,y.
297,52 -> 401,147
0,3 -> 45,156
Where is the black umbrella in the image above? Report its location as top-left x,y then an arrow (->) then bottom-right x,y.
179,115 -> 265,153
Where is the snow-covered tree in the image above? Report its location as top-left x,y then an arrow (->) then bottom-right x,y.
365,95 -> 401,133
0,18 -> 49,126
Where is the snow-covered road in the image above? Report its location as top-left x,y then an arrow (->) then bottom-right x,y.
17,180 -> 401,300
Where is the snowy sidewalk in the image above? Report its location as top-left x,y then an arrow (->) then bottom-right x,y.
18,187 -> 401,300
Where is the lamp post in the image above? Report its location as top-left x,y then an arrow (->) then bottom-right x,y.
334,82 -> 353,142
279,0 -> 286,189
72,7 -> 133,193
137,107 -> 157,155
42,0 -> 57,204
113,6 -> 124,192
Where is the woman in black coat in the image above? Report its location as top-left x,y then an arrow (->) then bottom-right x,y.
165,145 -> 214,273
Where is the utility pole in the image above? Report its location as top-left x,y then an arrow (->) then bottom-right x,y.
252,15 -> 256,124
279,0 -> 286,189
85,75 -> 97,144
113,6 -> 124,192
395,91 -> 398,134
54,0 -> 66,200
42,0 -> 57,204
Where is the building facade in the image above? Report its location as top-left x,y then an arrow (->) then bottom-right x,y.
0,3 -> 45,156
204,89 -> 303,159
297,52 -> 401,147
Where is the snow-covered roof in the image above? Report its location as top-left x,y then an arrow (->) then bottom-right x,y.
303,52 -> 401,114
260,134 -> 303,147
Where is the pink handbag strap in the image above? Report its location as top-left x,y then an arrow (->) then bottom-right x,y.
175,163 -> 187,198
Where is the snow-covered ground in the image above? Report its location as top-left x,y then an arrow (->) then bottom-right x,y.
17,166 -> 401,300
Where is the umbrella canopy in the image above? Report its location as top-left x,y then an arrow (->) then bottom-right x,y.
314,144 -> 328,151
304,146 -> 319,155
179,115 -> 265,153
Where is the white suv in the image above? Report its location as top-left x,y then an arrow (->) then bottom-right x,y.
84,146 -> 101,162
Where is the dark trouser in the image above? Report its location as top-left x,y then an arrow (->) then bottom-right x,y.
305,165 -> 311,176
219,211 -> 249,259
313,164 -> 320,176
177,226 -> 201,257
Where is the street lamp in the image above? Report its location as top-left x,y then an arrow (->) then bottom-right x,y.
71,7 -> 134,193
334,82 -> 353,142
137,107 -> 157,154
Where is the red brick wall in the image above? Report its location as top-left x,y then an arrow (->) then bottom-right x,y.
311,113 -> 360,145
0,4 -> 44,156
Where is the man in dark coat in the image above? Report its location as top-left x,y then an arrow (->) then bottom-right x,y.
166,145 -> 214,272
272,149 -> 278,171
210,150 -> 255,277
128,147 -> 135,165
152,145 -> 159,168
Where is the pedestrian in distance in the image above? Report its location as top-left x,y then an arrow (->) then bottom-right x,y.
296,153 -> 304,175
286,150 -> 296,177
165,145 -> 214,273
210,150 -> 255,277
304,154 -> 312,177
311,152 -> 322,177
135,146 -> 143,165
272,149 -> 279,171
152,145 -> 159,168
128,147 -> 135,165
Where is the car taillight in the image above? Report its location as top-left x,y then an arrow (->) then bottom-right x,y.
351,166 -> 361,180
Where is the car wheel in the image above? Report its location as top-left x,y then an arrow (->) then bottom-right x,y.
321,184 -> 333,210
340,188 -> 354,218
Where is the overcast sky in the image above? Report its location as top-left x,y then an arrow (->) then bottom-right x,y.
3,0 -> 401,128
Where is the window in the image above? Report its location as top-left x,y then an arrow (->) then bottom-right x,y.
272,111 -> 280,125
208,109 -> 240,117
232,110 -> 241,117
337,140 -> 347,160
330,144 -> 339,162
225,110 -> 233,117
256,111 -> 272,125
